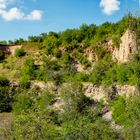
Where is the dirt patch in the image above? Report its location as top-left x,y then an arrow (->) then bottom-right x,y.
0,113 -> 12,129
9,45 -> 22,55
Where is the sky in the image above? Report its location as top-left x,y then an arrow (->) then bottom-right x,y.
0,0 -> 140,41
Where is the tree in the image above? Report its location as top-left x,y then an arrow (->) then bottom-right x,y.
111,96 -> 140,140
59,82 -> 119,140
14,38 -> 25,45
44,35 -> 59,55
9,90 -> 59,140
20,58 -> 36,88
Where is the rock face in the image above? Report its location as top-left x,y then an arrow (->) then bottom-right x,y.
83,84 -> 135,101
28,81 -> 136,101
84,48 -> 96,63
83,84 -> 105,101
0,45 -> 10,55
112,29 -> 138,63
0,45 -> 22,55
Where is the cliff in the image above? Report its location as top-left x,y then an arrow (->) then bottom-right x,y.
112,29 -> 138,63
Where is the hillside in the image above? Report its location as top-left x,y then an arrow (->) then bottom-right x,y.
0,14 -> 140,139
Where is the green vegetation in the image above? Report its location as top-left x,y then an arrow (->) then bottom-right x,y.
0,50 -> 5,62
111,96 -> 140,140
15,48 -> 26,57
0,14 -> 140,139
0,83 -> 120,139
0,77 -> 14,112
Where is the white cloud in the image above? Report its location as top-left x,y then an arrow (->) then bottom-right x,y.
100,0 -> 120,15
0,0 -> 9,3
0,3 -> 6,9
0,7 -> 24,21
0,0 -> 43,21
25,10 -> 43,20
0,0 -> 10,9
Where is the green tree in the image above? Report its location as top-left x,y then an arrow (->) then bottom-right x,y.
10,90 -> 59,140
20,58 -> 35,88
111,96 -> 140,140
59,83 -> 119,140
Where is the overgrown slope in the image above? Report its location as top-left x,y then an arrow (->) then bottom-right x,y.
0,14 -> 140,140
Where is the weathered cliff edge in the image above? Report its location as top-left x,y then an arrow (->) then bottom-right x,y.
83,84 -> 135,101
106,29 -> 138,63
25,81 -> 136,101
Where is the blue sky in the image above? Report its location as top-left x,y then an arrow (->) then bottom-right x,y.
0,0 -> 140,41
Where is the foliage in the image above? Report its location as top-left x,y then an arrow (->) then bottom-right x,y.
1,83 -> 120,139
0,50 -> 5,61
59,82 -> 119,140
10,90 -> 59,140
15,48 -> 26,57
21,57 -> 36,80
111,96 -> 140,140
112,34 -> 121,48
0,76 -> 9,86
1,14 -> 140,139
72,50 -> 90,67
89,55 -> 113,84
0,77 -> 14,112
44,35 -> 59,55
20,57 -> 36,88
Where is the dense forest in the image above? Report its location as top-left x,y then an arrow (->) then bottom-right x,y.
0,14 -> 140,139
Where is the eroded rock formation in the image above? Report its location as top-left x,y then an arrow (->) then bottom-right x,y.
0,45 -> 22,55
84,84 -> 135,101
112,29 -> 138,63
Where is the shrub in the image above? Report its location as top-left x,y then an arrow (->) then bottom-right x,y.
15,48 -> 26,57
111,96 -> 140,139
0,76 -> 9,86
11,91 -> 59,139
112,34 -> 121,48
0,87 -> 13,112
0,77 -> 13,112
20,77 -> 30,89
0,50 -> 5,61
20,58 -> 36,80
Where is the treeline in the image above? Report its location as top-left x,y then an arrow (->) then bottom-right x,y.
1,13 -> 139,47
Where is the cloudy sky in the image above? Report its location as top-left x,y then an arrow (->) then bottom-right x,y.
0,0 -> 139,41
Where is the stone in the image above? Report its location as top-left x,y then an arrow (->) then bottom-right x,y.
112,29 -> 138,63
83,84 -> 136,101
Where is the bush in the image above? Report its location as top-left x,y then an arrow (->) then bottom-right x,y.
15,48 -> 26,57
11,91 -> 59,139
0,50 -> 5,61
111,96 -> 140,139
20,77 -> 30,89
0,77 -> 13,112
0,87 -> 13,112
112,34 -> 121,48
59,83 -> 119,140
20,58 -> 36,80
0,76 -> 9,86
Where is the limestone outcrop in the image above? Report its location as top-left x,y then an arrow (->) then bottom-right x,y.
84,84 -> 135,101
112,29 -> 138,63
84,48 -> 96,63
31,82 -> 136,101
